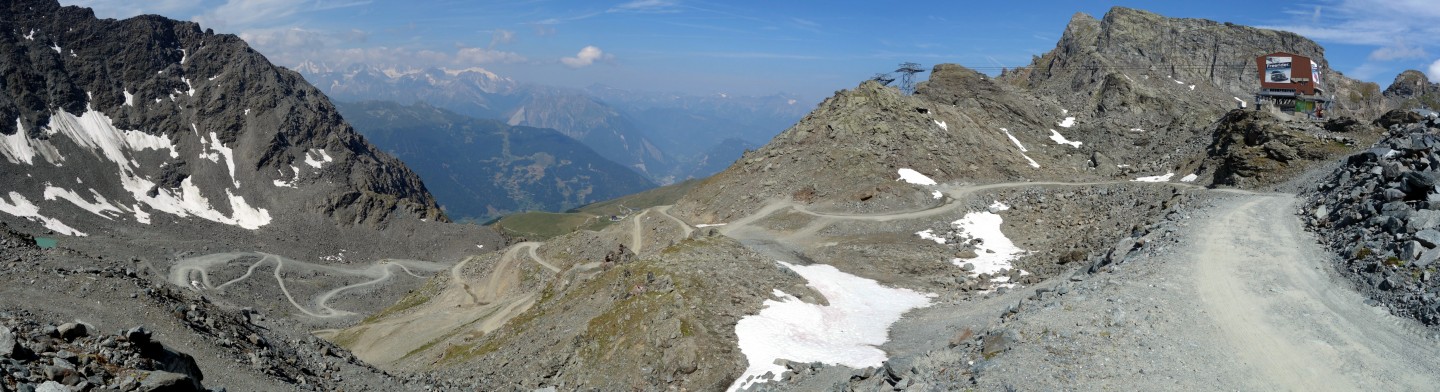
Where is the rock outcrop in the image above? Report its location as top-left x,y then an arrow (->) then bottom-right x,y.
1200,109 -> 1351,187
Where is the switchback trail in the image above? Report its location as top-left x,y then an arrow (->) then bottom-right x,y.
168,252 -> 446,318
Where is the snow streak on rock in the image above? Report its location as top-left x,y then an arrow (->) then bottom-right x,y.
1048,129 -> 1082,148
1000,128 -> 1041,168
43,186 -> 122,220
730,261 -> 932,391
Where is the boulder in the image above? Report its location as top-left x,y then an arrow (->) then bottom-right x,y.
35,381 -> 68,392
1402,172 -> 1435,199
1401,241 -> 1423,261
56,322 -> 87,341
1415,229 -> 1440,248
1376,109 -> 1423,129
0,326 -> 16,358
124,327 -> 152,345
139,370 -> 200,392
1407,210 -> 1440,232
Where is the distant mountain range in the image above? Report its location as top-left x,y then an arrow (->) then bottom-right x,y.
294,62 -> 810,184
335,100 -> 655,223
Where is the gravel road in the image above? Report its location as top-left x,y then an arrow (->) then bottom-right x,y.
962,193 -> 1440,391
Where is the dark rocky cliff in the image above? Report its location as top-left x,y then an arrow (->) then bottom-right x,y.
0,0 -> 446,234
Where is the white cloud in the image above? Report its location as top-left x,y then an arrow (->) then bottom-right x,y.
194,0 -> 308,31
561,45 -> 609,68
609,0 -> 677,13
1428,59 -> 1440,81
1368,40 -> 1428,61
489,29 -> 515,48
1266,1 -> 1440,46
456,47 -> 527,64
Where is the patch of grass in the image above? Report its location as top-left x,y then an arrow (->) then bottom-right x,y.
328,328 -> 364,348
361,278 -> 439,324
1356,247 -> 1372,259
1384,256 -> 1405,267
487,180 -> 703,240
574,179 -> 701,216
493,211 -> 603,240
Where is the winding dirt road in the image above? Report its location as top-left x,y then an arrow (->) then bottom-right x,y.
1193,194 -> 1440,390
168,252 -> 446,318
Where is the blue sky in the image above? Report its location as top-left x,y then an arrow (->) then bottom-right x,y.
64,0 -> 1440,101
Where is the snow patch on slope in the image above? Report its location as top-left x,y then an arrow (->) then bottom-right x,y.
305,149 -> 333,169
1,119 -> 63,165
1180,173 -> 1199,182
896,168 -> 937,186
42,107 -> 271,229
916,229 -> 945,244
204,132 -> 239,187
273,165 -> 302,188
949,208 -> 1025,276
729,261 -> 932,391
43,186 -> 122,220
0,192 -> 85,236
1057,117 -> 1076,128
1133,172 -> 1175,182
933,120 -> 947,131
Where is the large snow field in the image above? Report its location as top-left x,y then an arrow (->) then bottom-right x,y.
730,261 -> 932,391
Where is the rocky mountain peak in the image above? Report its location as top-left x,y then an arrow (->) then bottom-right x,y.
0,0 -> 478,254
1383,70 -> 1439,110
1386,70 -> 1432,97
